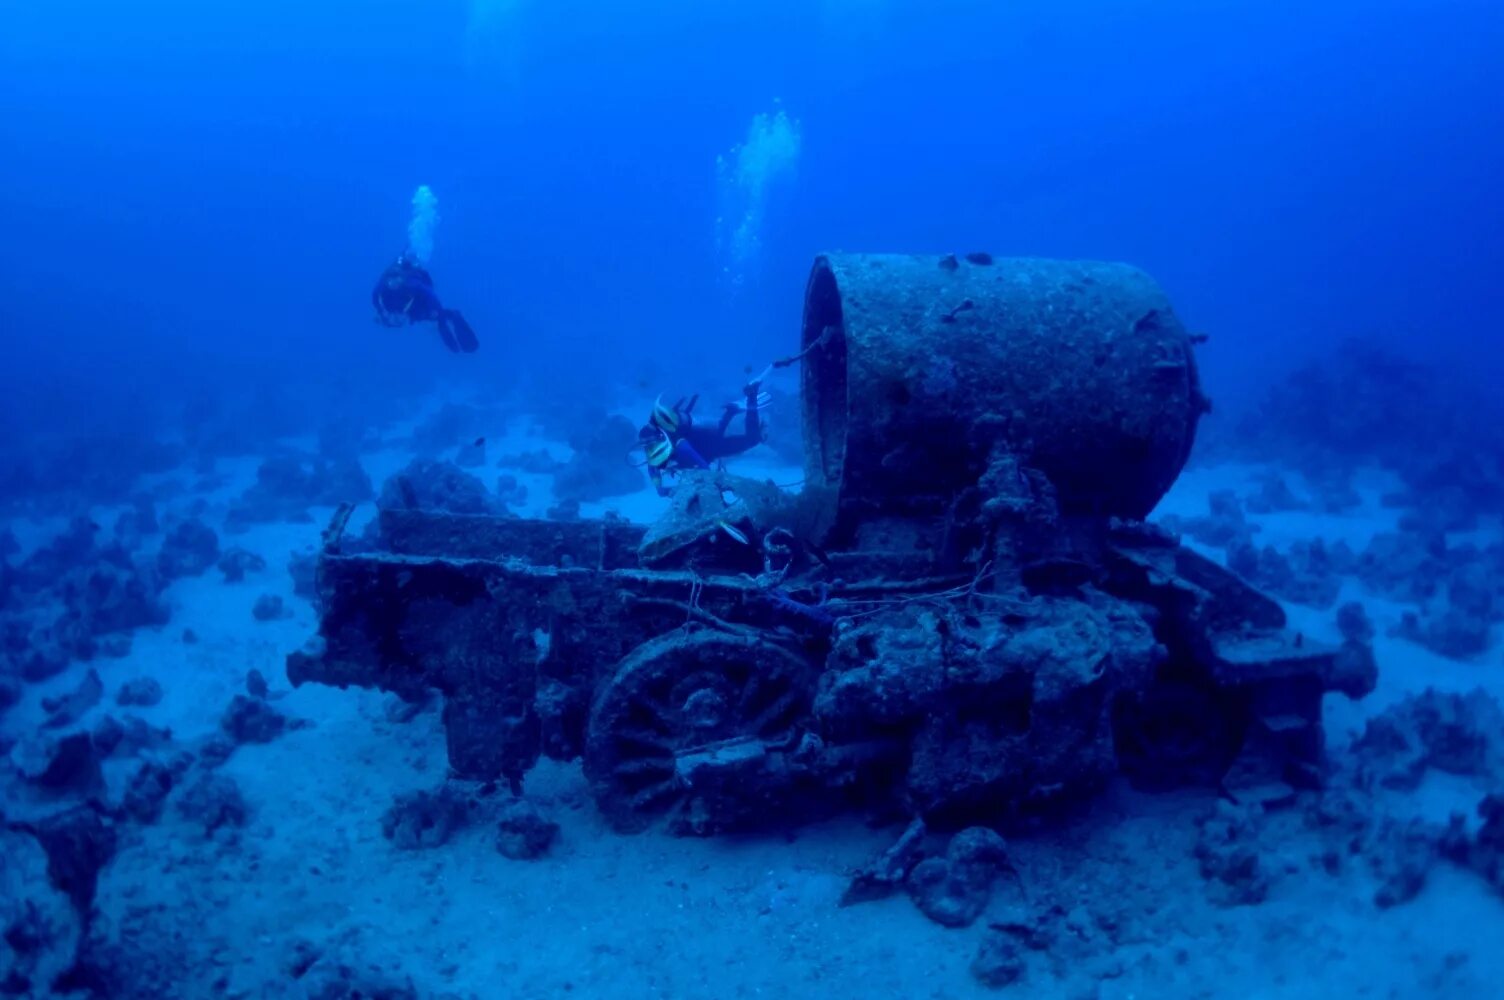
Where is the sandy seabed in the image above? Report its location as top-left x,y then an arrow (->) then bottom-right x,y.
5,411 -> 1503,1000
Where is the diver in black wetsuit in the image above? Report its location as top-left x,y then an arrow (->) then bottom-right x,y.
639,377 -> 769,496
372,254 -> 479,353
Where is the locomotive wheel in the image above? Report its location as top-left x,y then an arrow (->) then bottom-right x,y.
584,630 -> 818,833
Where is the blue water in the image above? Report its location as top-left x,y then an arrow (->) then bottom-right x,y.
3,3 -> 1504,997
3,0 -> 1501,438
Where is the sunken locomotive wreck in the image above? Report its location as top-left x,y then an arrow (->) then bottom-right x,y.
287,253 -> 1374,835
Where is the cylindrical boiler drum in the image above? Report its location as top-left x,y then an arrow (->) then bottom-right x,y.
799,253 -> 1206,541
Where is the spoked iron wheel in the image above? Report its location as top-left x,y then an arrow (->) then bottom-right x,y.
583,630 -> 818,833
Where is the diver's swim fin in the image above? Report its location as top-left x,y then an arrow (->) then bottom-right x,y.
445,310 -> 479,353
435,314 -> 461,352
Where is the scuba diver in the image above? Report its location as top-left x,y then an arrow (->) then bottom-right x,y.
372,253 -> 479,353
639,374 -> 771,496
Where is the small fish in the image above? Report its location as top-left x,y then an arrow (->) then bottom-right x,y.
472,437 -> 485,447
717,520 -> 750,545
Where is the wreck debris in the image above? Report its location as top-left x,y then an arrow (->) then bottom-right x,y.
840,818 -> 927,906
289,254 -> 1356,842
